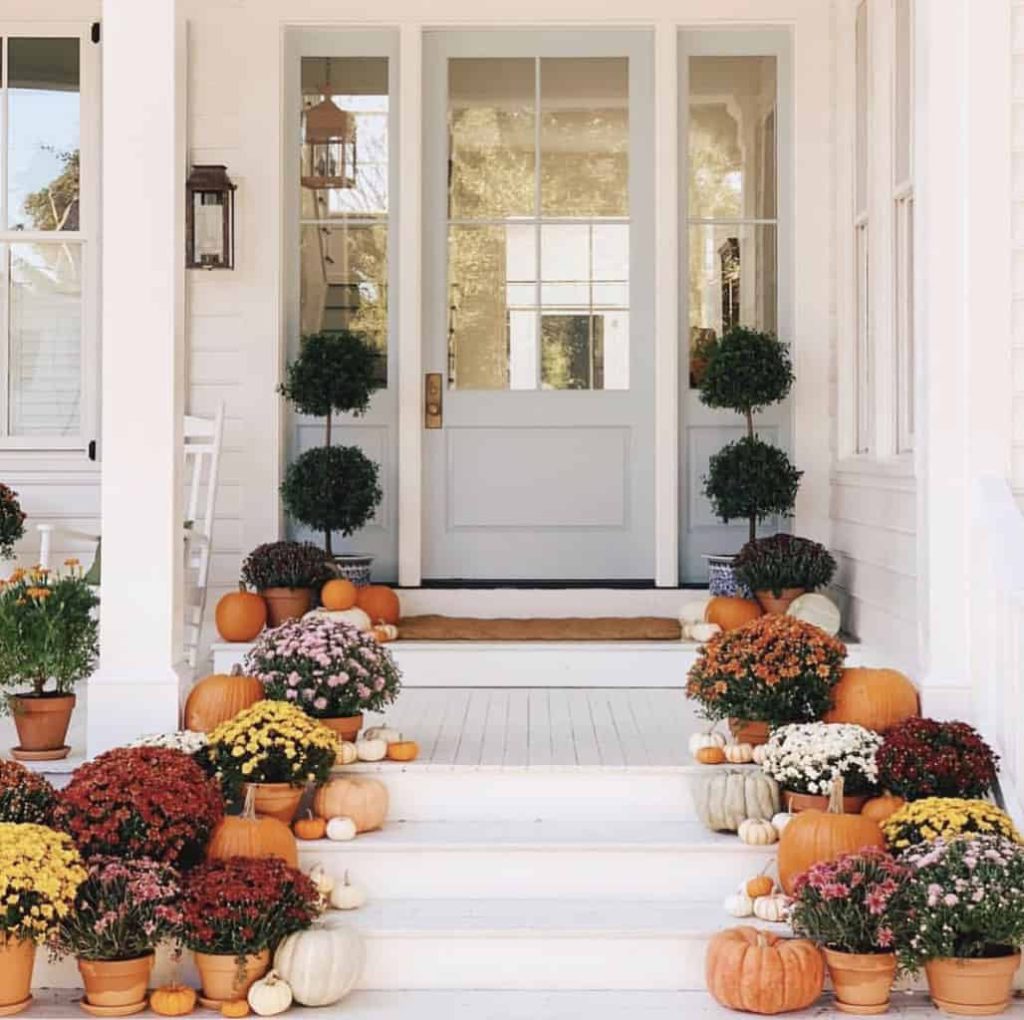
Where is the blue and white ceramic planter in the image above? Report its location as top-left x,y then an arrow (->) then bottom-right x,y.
331,554 -> 374,587
704,554 -> 753,599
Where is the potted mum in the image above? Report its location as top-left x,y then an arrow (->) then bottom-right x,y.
199,700 -> 339,822
733,534 -> 838,615
53,856 -> 181,1013
0,485 -> 25,562
900,835 -> 1024,1015
760,722 -> 882,813
790,847 -> 912,1015
686,615 -> 847,744
0,822 -> 86,1015
241,540 -> 330,627
0,760 -> 56,824
881,797 -> 1020,851
0,563 -> 98,760
245,616 -> 402,741
180,856 -> 319,1004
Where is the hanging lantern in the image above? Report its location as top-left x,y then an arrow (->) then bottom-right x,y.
185,165 -> 236,270
301,61 -> 357,190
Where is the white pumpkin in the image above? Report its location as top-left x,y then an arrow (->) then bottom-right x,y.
307,862 -> 335,897
787,592 -> 842,637
330,871 -> 367,911
326,816 -> 358,842
356,737 -> 387,762
723,742 -> 754,764
753,894 -> 791,923
688,729 -> 727,756
248,971 -> 293,1017
307,607 -> 372,632
752,744 -> 769,766
771,811 -> 793,834
274,923 -> 365,1006
724,892 -> 754,917
693,769 -> 781,832
689,622 -> 722,643
336,741 -> 358,766
362,725 -> 402,744
738,818 -> 779,846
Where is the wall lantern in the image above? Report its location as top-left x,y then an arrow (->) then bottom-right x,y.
186,164 -> 236,270
301,62 -> 357,190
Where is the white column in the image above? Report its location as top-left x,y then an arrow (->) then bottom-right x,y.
91,0 -> 187,754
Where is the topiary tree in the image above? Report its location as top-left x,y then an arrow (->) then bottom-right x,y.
699,326 -> 800,543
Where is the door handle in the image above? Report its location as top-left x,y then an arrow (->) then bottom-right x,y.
425,373 -> 443,429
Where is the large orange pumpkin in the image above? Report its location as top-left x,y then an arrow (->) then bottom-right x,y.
778,780 -> 885,894
705,597 -> 763,632
355,585 -> 401,625
184,666 -> 264,732
321,578 -> 358,611
706,926 -> 824,1014
824,667 -> 920,733
215,586 -> 267,643
206,786 -> 298,867
861,794 -> 906,825
313,776 -> 389,833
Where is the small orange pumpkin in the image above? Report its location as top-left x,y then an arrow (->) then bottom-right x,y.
745,875 -> 774,898
321,578 -> 358,611
220,1001 -> 250,1018
215,586 -> 268,643
705,597 -> 763,632
696,746 -> 727,765
861,794 -> 906,825
824,667 -> 920,733
207,786 -> 298,866
387,738 -> 419,762
293,811 -> 327,841
355,585 -> 401,625
184,666 -> 264,732
150,985 -> 197,1017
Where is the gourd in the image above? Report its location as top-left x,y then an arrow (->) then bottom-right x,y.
326,816 -> 358,842
307,862 -> 335,897
706,927 -> 825,1015
680,598 -> 712,626
751,744 -> 769,766
738,818 -> 778,845
824,667 -> 920,733
336,741 -> 358,766
293,811 -> 327,841
330,871 -> 367,911
321,579 -> 358,611
356,737 -> 388,762
355,585 -> 401,625
184,666 -> 264,732
387,738 -> 419,762
704,597 -> 763,633
371,624 -> 399,643
316,607 -> 371,632
771,812 -> 793,834
274,923 -> 366,1006
207,786 -> 298,867
688,729 -> 726,756
314,776 -> 389,833
724,892 -> 754,917
220,1001 -> 250,1018
723,742 -> 754,765
752,894 -> 790,923
689,623 -> 722,643
247,971 -> 293,1017
778,779 -> 885,894
861,794 -> 906,825
150,985 -> 198,1017
363,725 -> 402,744
695,746 -> 726,765
693,770 -> 781,833
745,875 -> 774,898
216,587 -> 268,643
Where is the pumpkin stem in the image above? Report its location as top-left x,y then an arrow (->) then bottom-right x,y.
828,776 -> 847,815
755,931 -> 769,948
230,664 -> 243,677
241,784 -> 258,820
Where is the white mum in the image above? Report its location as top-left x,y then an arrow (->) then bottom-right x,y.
127,730 -> 209,755
758,722 -> 882,796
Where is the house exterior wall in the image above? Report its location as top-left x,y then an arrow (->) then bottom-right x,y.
1013,0 -> 1024,506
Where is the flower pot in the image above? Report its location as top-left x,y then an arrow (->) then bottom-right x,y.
321,714 -> 363,742
260,587 -> 312,628
755,587 -> 807,615
242,782 -> 303,823
785,790 -> 870,815
330,555 -> 374,587
77,953 -> 154,1010
193,949 -> 271,1004
705,555 -> 753,599
728,718 -> 771,746
925,952 -> 1022,1016
0,938 -> 34,1016
824,949 -> 896,1015
9,693 -> 75,761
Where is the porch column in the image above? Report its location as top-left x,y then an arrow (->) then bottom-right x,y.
90,0 -> 187,754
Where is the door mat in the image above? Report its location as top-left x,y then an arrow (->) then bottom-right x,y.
398,615 -> 682,641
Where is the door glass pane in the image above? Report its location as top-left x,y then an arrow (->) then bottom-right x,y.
893,0 -> 912,184
855,2 -> 869,214
9,243 -> 82,436
7,38 -> 81,231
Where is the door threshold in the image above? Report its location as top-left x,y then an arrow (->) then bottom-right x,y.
412,580 -> 706,590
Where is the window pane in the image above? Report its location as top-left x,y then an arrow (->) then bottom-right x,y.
540,57 -> 628,217
855,2 -> 869,214
449,59 -> 535,219
7,38 -> 81,232
688,56 -> 777,220
893,0 -> 912,185
9,243 -> 82,436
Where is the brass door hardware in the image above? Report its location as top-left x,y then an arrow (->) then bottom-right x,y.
425,373 -> 443,429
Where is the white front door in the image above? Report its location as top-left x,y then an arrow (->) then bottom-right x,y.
422,31 -> 655,582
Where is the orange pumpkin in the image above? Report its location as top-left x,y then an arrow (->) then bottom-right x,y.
861,794 -> 906,825
387,739 -> 419,762
293,811 -> 327,841
207,786 -> 298,867
184,666 -> 264,732
313,776 -> 389,833
778,779 -> 885,894
150,985 -> 197,1017
825,667 -> 920,733
695,746 -> 727,765
321,578 -> 358,611
706,926 -> 824,1014
215,586 -> 268,643
220,1001 -> 249,1018
355,585 -> 401,625
745,875 -> 774,898
705,597 -> 763,632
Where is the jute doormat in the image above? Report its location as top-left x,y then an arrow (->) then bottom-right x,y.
397,615 -> 683,641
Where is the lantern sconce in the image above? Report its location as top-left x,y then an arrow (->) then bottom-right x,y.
301,59 -> 357,191
186,164 -> 236,270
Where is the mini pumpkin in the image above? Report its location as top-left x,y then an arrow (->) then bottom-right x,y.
150,985 -> 198,1017
326,816 -> 358,842
688,729 -> 727,755
738,818 -> 778,846
330,871 -> 367,911
363,725 -> 402,743
221,1001 -> 250,1018
704,596 -> 763,632
723,742 -> 754,765
753,894 -> 790,923
314,776 -> 389,833
356,737 -> 388,762
696,746 -> 727,765
752,744 -> 769,766
293,811 -> 327,841
317,606 -> 372,631
724,892 -> 754,917
771,811 -> 793,834
745,875 -> 775,898
247,971 -> 292,1017
336,741 -> 358,766
321,578 -> 358,611
307,862 -> 335,897
688,622 -> 722,643
387,738 -> 419,762
216,586 -> 268,642
371,624 -> 399,643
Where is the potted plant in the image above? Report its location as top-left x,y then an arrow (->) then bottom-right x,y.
876,718 -> 999,800
199,700 -> 339,823
733,534 -> 838,615
279,332 -> 383,584
790,847 -> 912,1014
53,746 -> 225,869
0,761 -> 56,825
240,541 -> 330,627
0,822 -> 86,1016
685,615 -> 847,744
127,729 -> 209,756
52,856 -> 182,1013
881,797 -> 1020,851
698,327 -> 801,595
180,856 -> 319,1004
245,616 -> 402,741
900,835 -> 1024,1015
760,722 -> 882,813
0,485 -> 26,562
0,563 -> 98,760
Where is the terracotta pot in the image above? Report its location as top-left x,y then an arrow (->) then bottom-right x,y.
824,949 -> 896,1015
785,790 -> 870,815
728,718 -> 771,746
320,714 -> 364,742
193,949 -> 270,1003
260,587 -> 312,628
756,587 -> 807,615
243,782 -> 303,823
0,938 -> 34,1015
925,952 -> 1022,1016
78,953 -> 154,1009
10,694 -> 75,760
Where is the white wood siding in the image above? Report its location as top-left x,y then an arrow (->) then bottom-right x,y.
1012,0 -> 1024,504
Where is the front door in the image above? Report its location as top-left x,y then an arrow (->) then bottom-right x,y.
422,31 -> 654,582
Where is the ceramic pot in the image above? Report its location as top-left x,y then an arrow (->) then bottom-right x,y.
755,587 -> 807,615
925,952 -> 1022,1016
242,783 -> 303,824
10,694 -> 75,760
0,938 -> 34,1016
260,588 -> 312,628
78,953 -> 154,1009
330,555 -> 374,587
193,949 -> 271,1003
785,790 -> 870,815
728,718 -> 771,746
321,714 -> 363,742
824,949 -> 896,1015
705,555 -> 753,599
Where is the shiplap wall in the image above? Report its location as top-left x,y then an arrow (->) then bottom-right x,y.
1013,0 -> 1024,503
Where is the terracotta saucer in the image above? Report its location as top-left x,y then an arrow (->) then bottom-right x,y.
198,996 -> 230,1010
0,996 -> 32,1016
77,999 -> 146,1017
10,745 -> 71,762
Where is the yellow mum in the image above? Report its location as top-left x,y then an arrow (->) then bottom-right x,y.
882,797 -> 1021,850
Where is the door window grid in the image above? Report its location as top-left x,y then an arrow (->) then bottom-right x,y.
893,0 -> 914,452
853,0 -> 871,453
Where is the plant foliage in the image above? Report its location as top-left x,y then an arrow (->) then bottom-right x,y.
698,326 -> 794,416
241,540 -> 329,591
0,485 -> 26,560
0,760 -> 56,825
733,534 -> 837,595
278,332 -> 379,418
